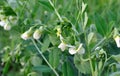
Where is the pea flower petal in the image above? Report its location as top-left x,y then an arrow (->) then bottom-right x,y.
114,36 -> 120,48
4,24 -> 11,30
21,28 -> 32,40
33,29 -> 41,40
69,44 -> 85,55
69,47 -> 77,55
58,42 -> 66,51
0,21 -> 6,26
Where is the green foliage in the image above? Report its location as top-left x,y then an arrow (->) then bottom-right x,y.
74,54 -> 91,74
41,35 -> 50,52
112,54 -> 120,63
32,65 -> 51,73
110,71 -> 120,76
62,59 -> 75,76
0,0 -> 120,76
49,47 -> 61,69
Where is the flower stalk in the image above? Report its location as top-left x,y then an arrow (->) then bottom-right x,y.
31,39 -> 59,76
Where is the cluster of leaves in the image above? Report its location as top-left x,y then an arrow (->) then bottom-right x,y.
0,0 -> 120,76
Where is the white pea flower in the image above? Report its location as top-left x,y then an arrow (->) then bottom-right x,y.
3,23 -> 11,30
69,44 -> 85,55
69,46 -> 77,55
58,42 -> 66,51
114,36 -> 120,48
21,28 -> 33,40
33,29 -> 42,40
78,47 -> 85,54
0,20 -> 6,27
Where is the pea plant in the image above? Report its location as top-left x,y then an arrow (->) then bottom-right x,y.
0,0 -> 120,76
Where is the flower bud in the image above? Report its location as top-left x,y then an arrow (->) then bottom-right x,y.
4,23 -> 11,30
21,28 -> 33,40
58,42 -> 66,51
114,36 -> 120,48
33,29 -> 42,40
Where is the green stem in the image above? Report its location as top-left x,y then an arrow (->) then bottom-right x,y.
100,56 -> 112,75
31,39 -> 59,76
80,6 -> 94,76
75,10 -> 81,27
84,31 -> 94,76
48,0 -> 63,22
89,55 -> 94,76
91,37 -> 106,52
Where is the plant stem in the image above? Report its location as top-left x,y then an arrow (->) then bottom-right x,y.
89,55 -> 94,76
31,39 -> 59,76
48,0 -> 63,22
91,37 -> 106,52
80,6 -> 94,76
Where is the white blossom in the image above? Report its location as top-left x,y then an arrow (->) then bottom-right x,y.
0,21 -> 6,27
33,29 -> 41,40
69,46 -> 77,55
58,42 -> 66,51
21,29 -> 32,40
114,36 -> 120,48
3,24 -> 11,30
69,44 -> 85,55
21,32 -> 29,40
78,47 -> 85,54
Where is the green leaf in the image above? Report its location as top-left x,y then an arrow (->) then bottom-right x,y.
87,32 -> 97,50
83,12 -> 88,30
38,0 -> 53,11
82,2 -> 87,14
49,49 -> 53,67
49,34 -> 60,45
62,62 -> 67,76
49,47 -> 61,69
74,54 -> 91,74
109,71 -> 120,76
88,32 -> 94,45
112,54 -> 120,63
0,0 -> 5,6
32,65 -> 51,73
62,59 -> 75,76
66,61 -> 74,76
107,21 -> 114,37
31,56 -> 42,66
41,35 -> 50,52
3,60 -> 11,75
94,15 -> 107,36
